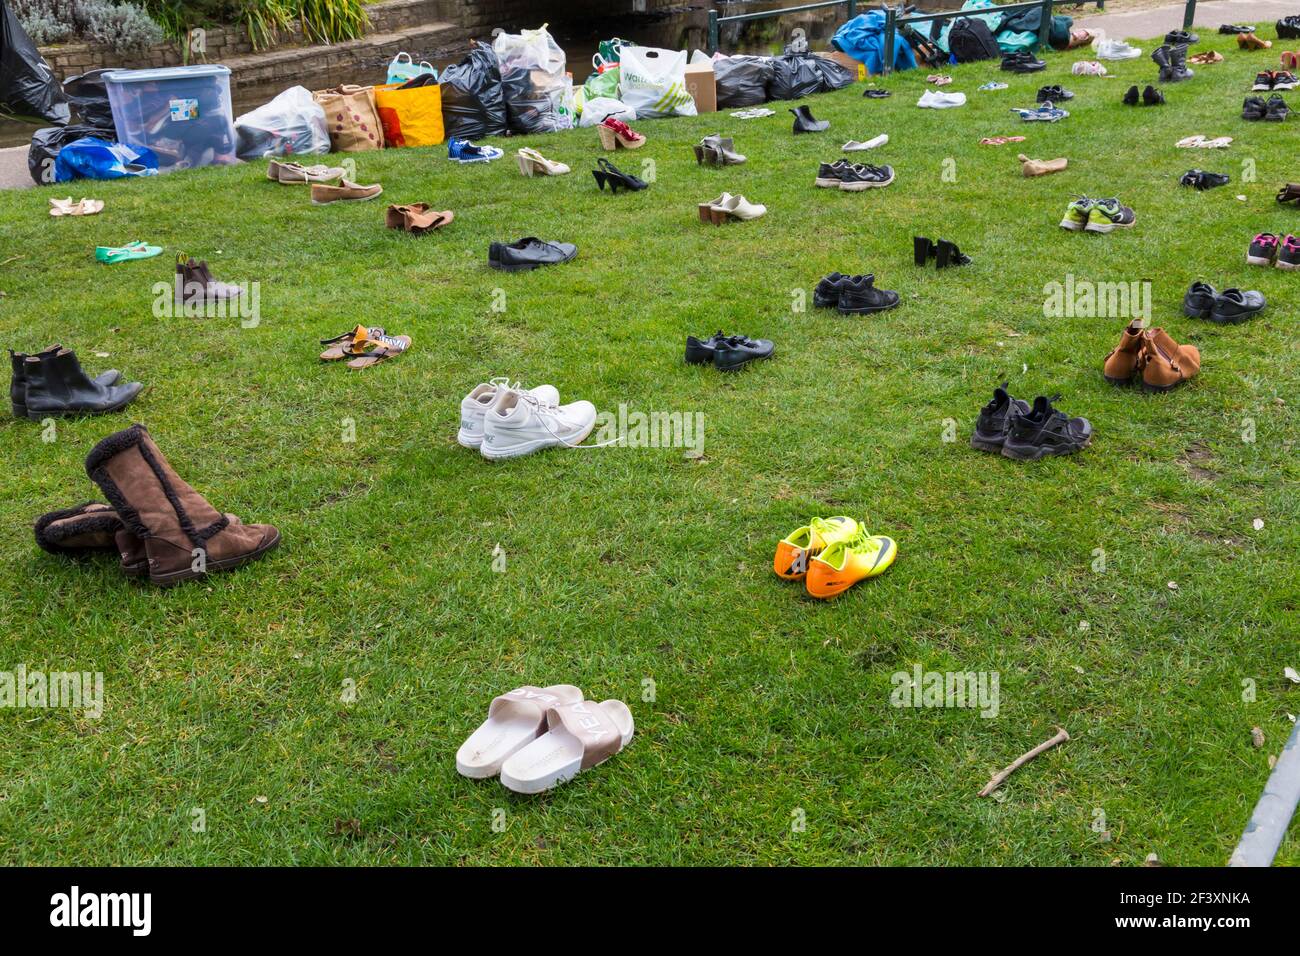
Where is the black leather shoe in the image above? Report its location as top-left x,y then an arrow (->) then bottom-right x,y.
488,237 -> 577,271
1220,23 -> 1256,35
1122,85 -> 1140,105
1001,51 -> 1045,73
1165,29 -> 1198,45
712,334 -> 774,371
10,345 -> 118,418
1182,281 -> 1218,319
913,236 -> 937,266
814,273 -> 852,307
21,348 -> 141,419
1278,17 -> 1300,39
1037,85 -> 1073,102
863,88 -> 891,99
790,105 -> 829,133
1179,169 -> 1229,190
935,239 -> 971,268
836,274 -> 900,314
1142,85 -> 1166,105
1210,288 -> 1266,324
685,331 -> 728,364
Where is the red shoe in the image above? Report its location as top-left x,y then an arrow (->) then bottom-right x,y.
597,116 -> 645,150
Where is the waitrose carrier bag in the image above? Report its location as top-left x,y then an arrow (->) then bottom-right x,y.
617,45 -> 697,119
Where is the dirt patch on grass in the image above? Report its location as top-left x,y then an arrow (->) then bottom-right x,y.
1177,441 -> 1216,481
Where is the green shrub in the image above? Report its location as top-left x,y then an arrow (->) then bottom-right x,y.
14,0 -> 164,52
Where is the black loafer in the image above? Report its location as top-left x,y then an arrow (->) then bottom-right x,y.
712,334 -> 774,371
488,237 -> 577,271
1210,288 -> 1266,324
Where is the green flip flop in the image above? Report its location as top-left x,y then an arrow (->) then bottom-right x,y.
95,241 -> 162,264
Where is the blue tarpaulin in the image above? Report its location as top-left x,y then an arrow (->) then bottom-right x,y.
833,11 -> 917,74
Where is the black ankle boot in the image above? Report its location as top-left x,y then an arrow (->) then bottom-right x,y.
9,345 -> 120,418
21,348 -> 142,419
790,105 -> 828,133
1123,85 -> 1140,105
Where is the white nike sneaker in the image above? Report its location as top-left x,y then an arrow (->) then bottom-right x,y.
918,90 -> 967,109
1095,37 -> 1141,59
458,378 -> 559,448
480,388 -> 597,460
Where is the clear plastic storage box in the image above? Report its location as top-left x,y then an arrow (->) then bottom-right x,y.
103,65 -> 239,171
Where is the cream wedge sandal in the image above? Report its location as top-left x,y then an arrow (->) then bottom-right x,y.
516,147 -> 570,177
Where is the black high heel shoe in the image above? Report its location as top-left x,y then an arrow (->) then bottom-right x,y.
593,157 -> 647,192
913,236 -> 937,266
935,239 -> 972,268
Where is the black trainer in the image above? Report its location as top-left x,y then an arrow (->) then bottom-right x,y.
1243,96 -> 1268,120
1265,94 -> 1290,121
685,331 -> 728,364
1179,169 -> 1229,189
1209,288 -> 1266,324
1122,85 -> 1140,105
1182,281 -> 1218,319
813,161 -> 849,188
1252,71 -> 1275,91
1165,29 -> 1198,45
1037,84 -> 1073,102
1278,17 -> 1300,39
970,382 -> 1031,453
1142,85 -> 1165,105
838,163 -> 895,190
712,334 -> 775,371
1001,395 -> 1092,461
836,274 -> 900,314
813,272 -> 852,308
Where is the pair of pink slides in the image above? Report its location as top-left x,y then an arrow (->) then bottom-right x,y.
456,685 -> 634,793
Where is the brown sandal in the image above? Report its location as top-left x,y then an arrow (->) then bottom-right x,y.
347,332 -> 411,369
385,203 -> 454,234
320,325 -> 383,361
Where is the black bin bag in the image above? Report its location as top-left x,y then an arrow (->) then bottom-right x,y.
713,55 -> 773,108
62,69 -> 116,129
767,53 -> 822,101
1,0 -> 70,124
439,40 -> 506,140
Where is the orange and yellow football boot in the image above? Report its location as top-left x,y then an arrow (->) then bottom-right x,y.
773,516 -> 859,580
805,528 -> 897,599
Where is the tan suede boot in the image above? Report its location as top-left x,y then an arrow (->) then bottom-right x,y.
1102,321 -> 1146,384
85,424 -> 279,586
1140,328 -> 1200,392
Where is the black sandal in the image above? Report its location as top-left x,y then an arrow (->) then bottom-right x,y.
936,240 -> 972,268
592,157 -> 647,192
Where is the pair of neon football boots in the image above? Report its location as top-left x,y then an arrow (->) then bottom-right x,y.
773,517 -> 897,599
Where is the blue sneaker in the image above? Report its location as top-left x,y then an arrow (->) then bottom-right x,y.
448,138 -> 504,163
1011,103 -> 1069,122
977,81 -> 1009,90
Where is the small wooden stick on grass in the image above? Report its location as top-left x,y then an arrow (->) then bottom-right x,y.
979,727 -> 1070,798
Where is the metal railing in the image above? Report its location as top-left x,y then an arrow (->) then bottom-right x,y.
705,0 -> 1115,57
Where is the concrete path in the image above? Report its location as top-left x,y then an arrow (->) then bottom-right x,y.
1077,0 -> 1295,38
1,146 -> 33,190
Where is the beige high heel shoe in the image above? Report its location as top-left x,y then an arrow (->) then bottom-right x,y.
516,147 -> 570,177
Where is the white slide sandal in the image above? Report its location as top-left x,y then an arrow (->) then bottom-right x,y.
456,684 -> 584,778
500,699 -> 634,794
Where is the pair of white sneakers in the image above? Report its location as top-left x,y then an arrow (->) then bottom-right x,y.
457,377 -> 597,460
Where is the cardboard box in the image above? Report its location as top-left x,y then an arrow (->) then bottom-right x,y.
684,62 -> 717,113
817,50 -> 868,81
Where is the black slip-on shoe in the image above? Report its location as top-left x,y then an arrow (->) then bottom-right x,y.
863,88 -> 892,99
1001,394 -> 1092,460
1165,30 -> 1198,46
970,381 -> 1031,453
686,331 -> 728,364
836,274 -> 900,314
1001,51 -> 1045,73
1143,85 -> 1166,105
1122,85 -> 1140,105
1180,169 -> 1229,189
713,334 -> 775,371
1209,288 -> 1265,324
1182,281 -> 1217,319
489,237 -> 577,271
1221,23 -> 1256,35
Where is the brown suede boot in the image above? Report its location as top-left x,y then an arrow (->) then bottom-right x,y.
1140,328 -> 1200,392
1102,321 -> 1146,384
85,424 -> 279,586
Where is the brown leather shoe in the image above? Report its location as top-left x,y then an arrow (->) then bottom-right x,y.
85,424 -> 279,587
1277,182 -> 1300,205
1140,328 -> 1200,392
175,256 -> 243,306
310,179 -> 383,205
1102,321 -> 1146,384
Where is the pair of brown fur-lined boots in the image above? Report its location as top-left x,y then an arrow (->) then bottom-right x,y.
33,424 -> 279,587
1103,322 -> 1201,392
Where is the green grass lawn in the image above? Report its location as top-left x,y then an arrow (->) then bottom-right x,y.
1,30 -> 1298,866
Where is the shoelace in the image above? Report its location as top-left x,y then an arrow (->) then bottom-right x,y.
512,390 -> 622,450
834,526 -> 882,561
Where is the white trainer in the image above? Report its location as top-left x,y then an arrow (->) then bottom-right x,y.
480,388 -> 597,460
1095,37 -> 1141,60
458,378 -> 559,448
